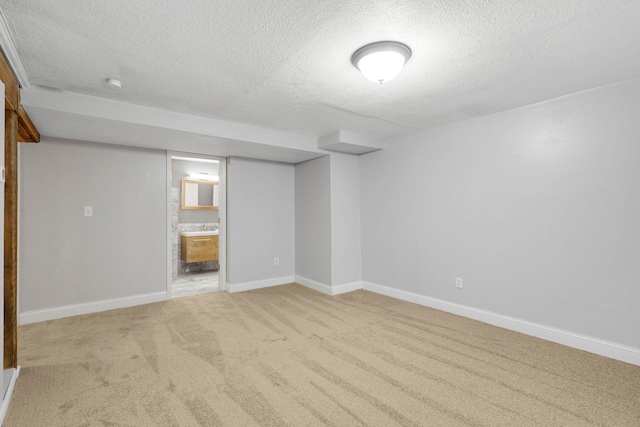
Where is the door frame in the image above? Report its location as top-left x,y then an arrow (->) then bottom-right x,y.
166,151 -> 227,297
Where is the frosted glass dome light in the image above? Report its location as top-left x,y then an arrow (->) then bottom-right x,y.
351,41 -> 411,84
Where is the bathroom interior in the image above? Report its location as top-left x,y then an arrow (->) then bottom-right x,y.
171,156 -> 221,297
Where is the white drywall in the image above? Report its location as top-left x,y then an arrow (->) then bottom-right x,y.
360,78 -> 640,349
18,138 -> 167,318
226,157 -> 295,289
294,156 -> 332,287
21,86 -> 324,164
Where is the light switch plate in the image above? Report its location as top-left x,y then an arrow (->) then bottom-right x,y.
0,166 -> 5,184
84,206 -> 93,217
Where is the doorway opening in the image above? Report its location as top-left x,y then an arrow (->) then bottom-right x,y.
167,153 -> 226,298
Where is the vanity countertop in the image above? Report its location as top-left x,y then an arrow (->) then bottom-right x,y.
180,231 -> 219,237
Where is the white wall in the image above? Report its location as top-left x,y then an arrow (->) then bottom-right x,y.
294,156 -> 332,288
227,157 -> 295,291
360,78 -> 640,350
330,153 -> 361,289
19,138 -> 167,322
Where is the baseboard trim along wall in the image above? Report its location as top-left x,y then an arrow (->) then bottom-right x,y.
362,281 -> 640,367
332,281 -> 363,295
17,277 -> 639,366
0,367 -> 20,426
295,276 -> 332,295
295,276 -> 362,296
228,276 -> 295,293
19,292 -> 168,325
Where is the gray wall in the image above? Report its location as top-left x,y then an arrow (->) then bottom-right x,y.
227,157 -> 295,284
360,78 -> 640,348
295,156 -> 332,285
19,138 -> 167,313
330,153 -> 361,286
172,159 -> 219,224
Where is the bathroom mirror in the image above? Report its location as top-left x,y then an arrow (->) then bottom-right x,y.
181,179 -> 219,210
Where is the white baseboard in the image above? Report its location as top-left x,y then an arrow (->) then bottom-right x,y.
0,366 -> 20,426
228,276 -> 295,293
295,276 -> 363,296
332,281 -> 363,295
362,281 -> 640,367
19,292 -> 168,325
295,276 -> 332,295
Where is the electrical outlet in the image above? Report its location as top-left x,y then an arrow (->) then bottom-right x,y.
84,206 -> 93,217
274,257 -> 279,265
455,277 -> 463,289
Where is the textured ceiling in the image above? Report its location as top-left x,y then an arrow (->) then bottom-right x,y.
3,0 -> 640,139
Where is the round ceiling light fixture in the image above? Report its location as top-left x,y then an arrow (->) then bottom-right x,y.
351,41 -> 412,84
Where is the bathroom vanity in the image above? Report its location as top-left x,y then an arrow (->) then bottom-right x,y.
180,231 -> 219,263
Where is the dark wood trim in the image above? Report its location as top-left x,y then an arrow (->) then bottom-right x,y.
18,104 -> 39,143
0,44 -> 35,370
0,50 -> 19,113
4,109 -> 18,369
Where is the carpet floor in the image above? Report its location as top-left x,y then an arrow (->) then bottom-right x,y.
5,283 -> 640,426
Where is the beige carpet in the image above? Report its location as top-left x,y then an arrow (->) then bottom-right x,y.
5,284 -> 640,426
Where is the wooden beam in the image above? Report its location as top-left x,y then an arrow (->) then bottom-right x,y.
1,49 -> 40,142
1,44 -> 25,370
18,104 -> 39,142
1,41 -> 39,371
4,109 -> 18,369
0,50 -> 19,113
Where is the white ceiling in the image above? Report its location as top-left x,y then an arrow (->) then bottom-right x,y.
3,0 -> 640,156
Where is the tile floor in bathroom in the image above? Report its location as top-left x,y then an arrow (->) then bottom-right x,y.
172,270 -> 219,298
